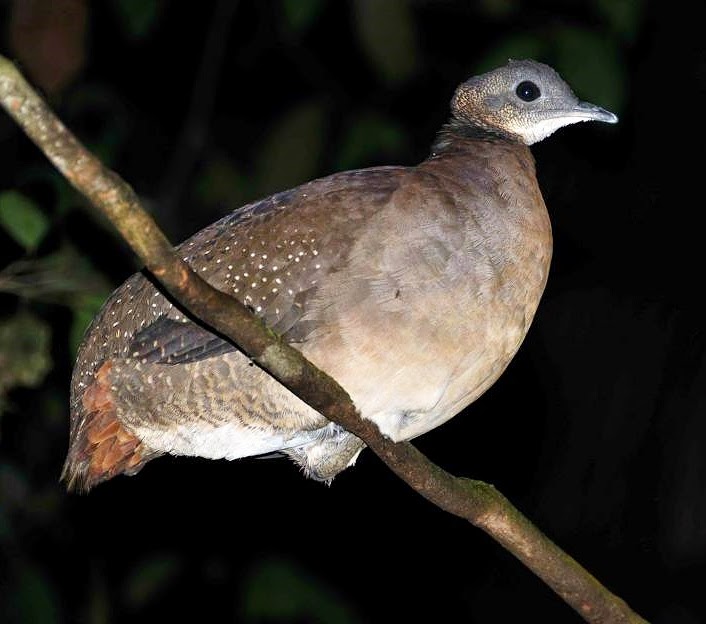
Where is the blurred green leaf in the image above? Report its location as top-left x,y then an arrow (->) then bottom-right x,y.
553,26 -> 626,114
353,0 -> 418,84
0,312 -> 52,410
241,558 -> 362,624
479,0 -> 517,19
0,191 -> 50,252
65,86 -> 130,166
7,563 -> 60,624
12,166 -> 76,216
0,462 -> 30,522
195,156 -> 251,209
123,554 -> 182,609
0,245 -> 112,305
111,0 -> 165,39
477,34 -> 548,74
281,0 -> 324,33
255,100 -> 327,196
85,569 -> 111,624
70,295 -> 107,359
336,113 -> 405,170
0,508 -> 10,540
595,0 -> 644,41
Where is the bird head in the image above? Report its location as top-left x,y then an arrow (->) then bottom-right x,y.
451,59 -> 618,145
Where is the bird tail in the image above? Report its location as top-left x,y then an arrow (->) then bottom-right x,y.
62,361 -> 157,493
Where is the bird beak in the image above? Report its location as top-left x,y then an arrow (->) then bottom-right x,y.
573,100 -> 619,124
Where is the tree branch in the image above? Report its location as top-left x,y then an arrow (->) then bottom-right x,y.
0,55 -> 648,624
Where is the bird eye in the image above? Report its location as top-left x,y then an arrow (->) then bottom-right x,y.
516,81 -> 541,102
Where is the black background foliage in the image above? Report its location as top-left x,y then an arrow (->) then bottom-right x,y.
0,1 -> 704,622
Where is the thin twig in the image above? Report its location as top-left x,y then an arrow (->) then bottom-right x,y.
0,54 -> 648,624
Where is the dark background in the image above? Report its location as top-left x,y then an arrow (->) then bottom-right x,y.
0,1 -> 704,622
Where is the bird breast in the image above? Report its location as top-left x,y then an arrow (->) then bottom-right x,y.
296,143 -> 553,441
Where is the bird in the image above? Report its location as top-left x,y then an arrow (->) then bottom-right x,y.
62,59 -> 617,492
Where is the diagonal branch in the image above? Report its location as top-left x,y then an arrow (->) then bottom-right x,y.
0,55 -> 647,624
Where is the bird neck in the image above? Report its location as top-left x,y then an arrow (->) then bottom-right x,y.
431,118 -> 522,155
421,128 -> 540,218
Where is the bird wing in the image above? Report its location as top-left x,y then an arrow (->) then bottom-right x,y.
176,167 -> 406,341
127,316 -> 236,365
120,165 -> 410,361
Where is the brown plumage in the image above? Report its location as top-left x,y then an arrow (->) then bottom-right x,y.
72,361 -> 154,484
63,59 -> 617,492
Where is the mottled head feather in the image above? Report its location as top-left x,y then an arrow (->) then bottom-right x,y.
447,59 -> 617,145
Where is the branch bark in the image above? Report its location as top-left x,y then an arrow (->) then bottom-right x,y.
0,55 -> 648,624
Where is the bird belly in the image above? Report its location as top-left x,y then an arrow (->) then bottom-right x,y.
356,310 -> 531,442
132,417 -> 316,461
